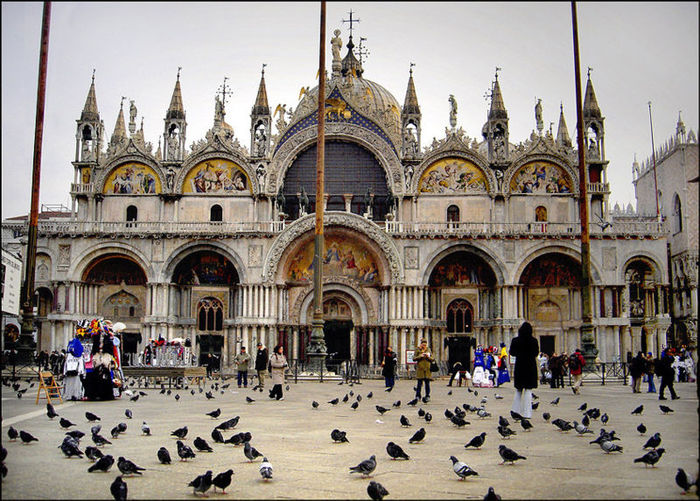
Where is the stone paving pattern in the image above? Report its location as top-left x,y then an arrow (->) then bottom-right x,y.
1,375 -> 698,499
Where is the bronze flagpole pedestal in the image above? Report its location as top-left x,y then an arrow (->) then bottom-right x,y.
306,1 -> 328,373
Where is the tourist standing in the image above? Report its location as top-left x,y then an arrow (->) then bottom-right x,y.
255,342 -> 269,392
381,346 -> 398,390
446,360 -> 463,387
497,343 -> 511,386
233,346 -> 251,388
549,353 -> 562,389
568,348 -> 585,394
645,352 -> 656,393
509,322 -> 539,419
63,337 -> 85,401
629,351 -> 645,393
268,345 -> 288,401
413,339 -> 434,403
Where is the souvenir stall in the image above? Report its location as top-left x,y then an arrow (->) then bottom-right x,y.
75,318 -> 125,400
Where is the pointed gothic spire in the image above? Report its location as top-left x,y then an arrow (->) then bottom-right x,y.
111,98 -> 127,143
252,65 -> 270,115
341,36 -> 363,78
403,65 -> 420,115
167,68 -> 185,120
556,103 -> 571,147
489,73 -> 507,120
81,70 -> 99,121
583,69 -> 601,118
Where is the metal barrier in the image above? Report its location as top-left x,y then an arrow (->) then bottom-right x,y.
566,362 -> 628,386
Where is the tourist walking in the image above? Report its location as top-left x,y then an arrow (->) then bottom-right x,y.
413,339 -> 435,403
645,352 -> 656,393
233,346 -> 251,388
381,345 -> 398,390
549,353 -> 563,389
509,322 -> 539,419
657,352 -> 679,400
268,345 -> 288,401
255,342 -> 269,392
497,343 -> 511,386
568,348 -> 585,394
629,351 -> 645,393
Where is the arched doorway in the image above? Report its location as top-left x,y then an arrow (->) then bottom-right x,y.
445,298 -> 476,372
323,298 -> 353,361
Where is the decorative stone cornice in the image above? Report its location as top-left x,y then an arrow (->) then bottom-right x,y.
262,211 -> 404,284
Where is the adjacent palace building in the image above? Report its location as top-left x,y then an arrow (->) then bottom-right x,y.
3,30 -> 697,369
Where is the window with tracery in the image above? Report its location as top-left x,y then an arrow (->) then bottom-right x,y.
446,299 -> 473,333
197,297 -> 223,331
672,193 -> 682,234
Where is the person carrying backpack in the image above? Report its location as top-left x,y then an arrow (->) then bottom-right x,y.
569,349 -> 585,394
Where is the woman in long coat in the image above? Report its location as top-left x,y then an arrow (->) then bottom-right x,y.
413,339 -> 435,402
268,345 -> 288,401
509,322 -> 539,418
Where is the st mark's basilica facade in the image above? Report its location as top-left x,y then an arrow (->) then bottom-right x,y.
4,29 -> 691,370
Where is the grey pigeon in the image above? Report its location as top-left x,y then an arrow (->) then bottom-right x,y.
212,469 -> 234,493
400,415 -> 412,427
19,430 -> 38,444
117,456 -> 146,476
573,421 -> 593,435
60,439 -> 84,458
243,441 -> 263,462
386,441 -> 409,460
216,416 -> 239,431
552,418 -> 574,432
110,476 -> 127,501
85,411 -> 101,422
637,423 -> 647,435
643,432 -> 661,449
675,468 -> 694,494
85,446 -> 104,462
65,430 -> 85,441
465,432 -> 486,449
46,403 -> 59,419
498,444 -> 527,464
176,440 -> 196,461
92,432 -> 112,446
408,427 -> 426,443
6,426 -> 18,441
259,457 -> 273,480
171,426 -> 188,439
124,409 -> 132,419
91,424 -> 102,436
349,455 -> 377,477
88,454 -> 115,472
141,421 -> 151,436
497,425 -> 516,439
188,470 -> 213,496
157,447 -> 171,464
634,448 -> 665,467
331,429 -> 350,443
631,404 -> 644,415
599,440 -> 623,453
194,436 -> 213,452
367,480 -> 389,501
450,455 -> 479,479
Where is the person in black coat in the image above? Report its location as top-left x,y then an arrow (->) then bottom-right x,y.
657,353 -> 679,400
381,346 -> 398,389
509,322 -> 539,418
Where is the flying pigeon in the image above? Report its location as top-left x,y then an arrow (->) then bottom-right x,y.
243,441 -> 263,462
212,469 -> 234,493
599,440 -> 624,453
349,455 -> 377,477
450,455 -> 479,479
85,412 -> 101,422
331,429 -> 350,443
171,426 -> 188,439
465,432 -> 487,449
141,422 -> 151,436
85,446 -> 104,462
498,444 -> 527,464
117,456 -> 146,476
194,437 -> 213,452
637,423 -> 647,435
46,403 -> 59,419
19,430 -> 38,444
643,432 -> 661,449
206,408 -> 221,419
631,404 -> 644,415
176,440 -> 196,461
88,454 -> 115,472
386,441 -> 410,460
157,447 -> 171,464
259,458 -> 273,480
634,448 -> 665,467
659,405 -> 674,414
367,480 -> 389,501
110,476 -> 128,501
188,470 -> 213,496
60,418 -> 76,429
408,427 -> 426,443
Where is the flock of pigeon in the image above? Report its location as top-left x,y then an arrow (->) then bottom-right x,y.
2,373 -> 698,499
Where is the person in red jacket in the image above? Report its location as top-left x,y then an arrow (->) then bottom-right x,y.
569,348 -> 586,394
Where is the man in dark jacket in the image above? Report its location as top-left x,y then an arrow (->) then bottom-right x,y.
629,351 -> 646,393
254,342 -> 269,393
657,353 -> 679,400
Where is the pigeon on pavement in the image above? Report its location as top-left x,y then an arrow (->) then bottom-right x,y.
124,409 -> 132,419
188,470 -> 213,496
498,416 -> 510,428
367,480 -> 389,501
450,455 -> 479,479
110,476 -> 127,500
634,448 -> 665,467
206,408 -> 221,419
349,455 -> 377,477
211,429 -> 224,443
60,418 -> 76,429
117,456 -> 146,476
578,402 -> 588,412
375,405 -> 390,415
498,445 -> 527,464
400,415 -> 412,427
194,437 -> 213,452
60,439 -> 84,458
141,422 -> 151,436
85,412 -> 101,422
85,446 -> 104,462
328,398 -> 340,405
675,468 -> 695,494
659,405 -> 674,414
408,427 -> 426,443
484,486 -> 502,501
386,441 -> 409,460
465,432 -> 487,449
497,425 -> 516,439
542,412 -> 551,422
331,429 -> 350,443
65,430 -> 85,441
88,454 -> 115,472
243,441 -> 263,462
520,418 -> 533,431
46,403 -> 59,419
643,432 -> 661,449
631,404 -> 644,415
245,396 -> 255,404
19,430 -> 39,444
424,412 -> 432,423
157,447 -> 171,464
259,458 -> 273,480
176,440 -> 196,461
573,421 -> 593,435
550,397 -> 560,406
312,400 -> 319,409
599,440 -> 624,453
92,432 -> 112,447
171,426 -> 188,439
212,469 -> 234,493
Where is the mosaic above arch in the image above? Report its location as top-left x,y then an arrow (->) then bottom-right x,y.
287,234 -> 380,285
520,254 -> 581,287
103,162 -> 161,195
182,159 -> 251,194
428,251 -> 496,287
418,157 -> 488,194
510,161 -> 572,194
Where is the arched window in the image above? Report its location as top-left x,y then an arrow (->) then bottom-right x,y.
447,205 -> 460,222
197,298 -> 223,332
535,206 -> 548,222
210,204 -> 223,222
126,205 -> 138,227
446,299 -> 473,333
672,193 -> 682,233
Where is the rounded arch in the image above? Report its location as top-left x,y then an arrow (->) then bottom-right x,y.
162,241 -> 247,284
34,286 -> 53,317
95,153 -> 163,193
512,244 -> 602,285
295,283 -> 371,325
619,252 -> 665,284
504,154 -> 579,197
421,242 -> 506,286
99,160 -> 162,195
70,243 -> 154,283
446,298 -> 474,333
264,212 -> 403,284
414,154 -> 493,194
83,254 -> 148,285
268,124 -> 404,196
180,157 -> 252,195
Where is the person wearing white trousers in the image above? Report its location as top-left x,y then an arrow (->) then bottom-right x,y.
509,322 -> 539,419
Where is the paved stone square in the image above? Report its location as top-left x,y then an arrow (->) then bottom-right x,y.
1,375 -> 698,499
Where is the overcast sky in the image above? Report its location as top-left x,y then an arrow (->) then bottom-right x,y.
2,2 -> 698,219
